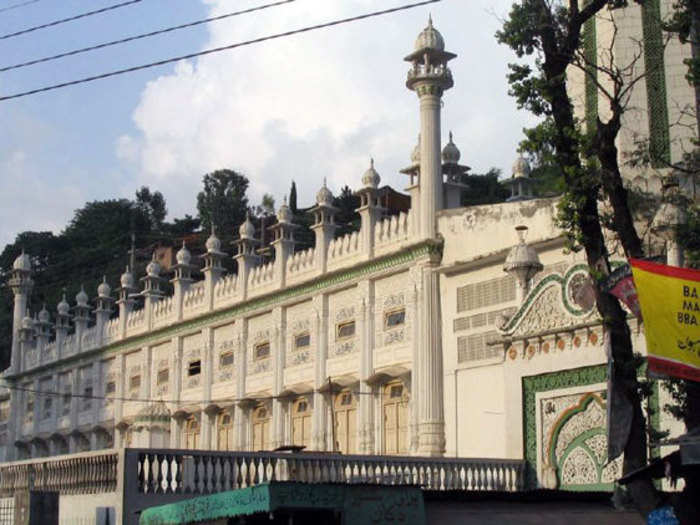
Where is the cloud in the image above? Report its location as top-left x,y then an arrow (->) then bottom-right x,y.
119,0 -> 535,220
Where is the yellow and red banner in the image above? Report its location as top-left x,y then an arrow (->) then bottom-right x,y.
630,259 -> 700,382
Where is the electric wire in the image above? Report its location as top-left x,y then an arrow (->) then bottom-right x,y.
0,0 -> 297,72
0,0 -> 42,14
0,0 -> 144,40
0,0 -> 442,101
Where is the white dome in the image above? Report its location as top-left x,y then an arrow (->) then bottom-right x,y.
512,156 -> 531,178
316,179 -> 333,206
13,251 -> 31,272
75,286 -> 89,307
57,294 -> 70,316
503,226 -> 543,281
411,135 -> 421,164
97,276 -> 111,298
206,227 -> 222,253
120,267 -> 134,289
415,16 -> 445,52
176,242 -> 191,265
21,313 -> 33,330
146,255 -> 161,277
38,306 -> 50,324
277,200 -> 293,223
442,132 -> 460,163
362,158 -> 381,189
239,214 -> 256,239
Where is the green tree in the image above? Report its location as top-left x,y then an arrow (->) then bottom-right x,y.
460,168 -> 509,206
135,186 -> 167,231
196,170 -> 250,243
289,180 -> 298,214
497,0 -> 661,516
332,185 -> 360,237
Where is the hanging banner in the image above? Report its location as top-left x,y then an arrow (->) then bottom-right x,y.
630,259 -> 700,382
603,263 -> 641,320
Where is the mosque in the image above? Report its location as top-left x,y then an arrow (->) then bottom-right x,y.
0,4 -> 695,519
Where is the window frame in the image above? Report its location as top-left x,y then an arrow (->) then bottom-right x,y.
294,332 -> 311,350
336,320 -> 356,340
253,341 -> 271,360
384,308 -> 406,330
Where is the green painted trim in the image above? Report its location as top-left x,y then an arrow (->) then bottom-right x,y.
558,427 -> 611,492
547,393 -> 604,468
522,364 -> 608,488
9,240 -> 443,380
641,0 -> 671,167
504,263 -> 591,332
583,8 -> 598,133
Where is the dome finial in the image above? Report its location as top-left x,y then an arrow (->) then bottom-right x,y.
515,225 -> 528,244
428,13 -> 433,26
449,131 -> 453,142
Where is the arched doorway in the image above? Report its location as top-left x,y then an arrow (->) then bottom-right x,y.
291,397 -> 312,449
252,404 -> 271,451
334,390 -> 357,454
217,411 -> 233,451
382,380 -> 409,455
184,416 -> 200,450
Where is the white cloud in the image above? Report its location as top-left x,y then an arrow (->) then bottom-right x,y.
120,0 -> 535,219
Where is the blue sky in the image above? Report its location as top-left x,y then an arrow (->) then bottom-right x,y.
0,0 -> 538,247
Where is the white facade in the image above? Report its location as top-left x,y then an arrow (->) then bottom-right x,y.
0,13 -> 692,493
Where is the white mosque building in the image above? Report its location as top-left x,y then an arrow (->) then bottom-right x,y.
0,5 -> 695,512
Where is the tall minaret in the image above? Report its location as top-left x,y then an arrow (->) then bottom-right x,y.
405,16 -> 456,239
9,251 -> 33,373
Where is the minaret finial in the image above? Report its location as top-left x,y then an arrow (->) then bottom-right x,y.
370,157 -> 374,168
323,177 -> 327,188
428,13 -> 433,26
449,131 -> 453,142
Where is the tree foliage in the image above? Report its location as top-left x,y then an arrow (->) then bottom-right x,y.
196,170 -> 250,242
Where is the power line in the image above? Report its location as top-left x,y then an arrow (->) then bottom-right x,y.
0,0 -> 42,14
0,0 -> 144,41
1,0 -> 297,72
0,0 -> 442,102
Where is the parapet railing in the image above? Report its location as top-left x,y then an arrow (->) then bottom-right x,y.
0,449 -> 119,497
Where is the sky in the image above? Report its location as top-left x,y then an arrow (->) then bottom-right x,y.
0,0 -> 538,248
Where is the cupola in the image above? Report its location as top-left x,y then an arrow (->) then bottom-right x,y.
503,225 -> 543,300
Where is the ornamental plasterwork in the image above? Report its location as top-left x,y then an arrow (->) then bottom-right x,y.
252,329 -> 270,344
383,330 -> 405,346
383,292 -> 405,310
251,359 -> 271,375
289,350 -> 310,366
291,319 -> 310,334
501,265 -> 598,339
335,307 -> 355,323
335,340 -> 356,356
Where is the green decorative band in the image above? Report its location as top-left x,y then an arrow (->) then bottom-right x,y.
10,239 -> 443,379
642,0 -> 671,167
522,364 -> 607,488
503,263 -> 592,333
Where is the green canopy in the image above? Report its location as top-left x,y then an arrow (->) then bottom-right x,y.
139,481 -> 425,525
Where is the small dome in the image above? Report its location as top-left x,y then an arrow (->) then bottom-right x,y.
239,214 -> 256,239
38,305 -> 50,324
503,226 -> 543,280
97,276 -> 111,298
206,226 -> 222,253
316,178 -> 333,206
176,241 -> 191,265
414,15 -> 445,52
362,158 -> 381,189
13,251 -> 31,272
75,286 -> 89,307
21,312 -> 33,330
651,201 -> 687,241
512,156 -> 531,178
411,134 -> 421,164
57,294 -> 70,316
277,198 -> 293,223
146,254 -> 161,277
120,266 -> 134,289
442,131 -> 460,164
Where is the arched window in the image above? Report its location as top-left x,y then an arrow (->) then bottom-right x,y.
382,380 -> 409,455
334,390 -> 357,454
252,405 -> 271,451
184,416 -> 200,450
217,412 -> 233,451
291,397 -> 312,449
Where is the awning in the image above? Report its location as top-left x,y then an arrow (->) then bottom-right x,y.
139,481 -> 425,525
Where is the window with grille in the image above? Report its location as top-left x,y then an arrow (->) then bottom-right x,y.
254,342 -> 270,360
62,389 -> 71,415
457,331 -> 500,363
43,398 -> 52,420
188,360 -> 201,376
336,320 -> 355,339
385,309 -> 406,329
456,276 -> 515,313
82,387 -> 92,412
130,375 -> 141,390
157,369 -> 169,385
219,351 -> 234,368
390,384 -> 404,398
105,381 -> 116,395
294,333 -> 310,349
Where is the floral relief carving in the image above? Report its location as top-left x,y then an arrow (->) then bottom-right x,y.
252,359 -> 271,374
384,330 -> 405,346
335,307 -> 355,323
383,293 -> 404,310
335,341 -> 356,356
291,320 -> 310,334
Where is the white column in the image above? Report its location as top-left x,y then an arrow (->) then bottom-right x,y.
311,296 -> 328,450
416,263 -> 445,456
419,93 -> 443,239
271,307 -> 286,448
409,280 -> 420,454
358,281 -> 375,454
11,292 -> 27,374
234,323 -> 248,450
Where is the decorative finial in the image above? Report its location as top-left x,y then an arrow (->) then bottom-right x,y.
283,195 -> 288,206
449,131 -> 453,142
102,275 -> 107,283
370,157 -> 374,168
211,223 -> 216,235
323,177 -> 327,188
428,13 -> 433,26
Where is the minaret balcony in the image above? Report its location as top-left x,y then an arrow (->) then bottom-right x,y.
406,67 -> 453,91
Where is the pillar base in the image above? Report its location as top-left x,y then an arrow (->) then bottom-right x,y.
416,420 -> 445,457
